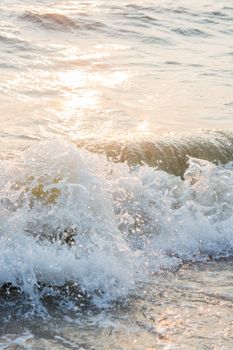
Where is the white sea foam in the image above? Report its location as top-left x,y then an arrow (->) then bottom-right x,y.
0,332 -> 33,350
1,139 -> 233,306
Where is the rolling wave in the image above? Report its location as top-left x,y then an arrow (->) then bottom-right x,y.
76,130 -> 233,177
1,136 -> 233,308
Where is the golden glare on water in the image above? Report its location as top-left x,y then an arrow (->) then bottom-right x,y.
54,66 -> 130,138
58,68 -> 129,89
63,90 -> 100,111
100,71 -> 129,87
58,70 -> 88,89
136,121 -> 150,133
57,69 -> 104,113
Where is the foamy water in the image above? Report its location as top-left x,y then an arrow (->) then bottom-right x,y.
0,0 -> 233,348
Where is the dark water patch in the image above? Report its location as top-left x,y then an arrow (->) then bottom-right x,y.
115,27 -> 172,46
143,35 -> 172,45
173,27 -> 210,38
204,10 -> 233,23
169,6 -> 189,14
120,13 -> 160,29
200,72 -> 217,77
165,61 -> 203,68
0,132 -> 40,141
124,4 -> 159,12
0,62 -> 17,69
165,61 -> 182,65
115,5 -> 160,24
200,18 -> 219,24
0,281 -> 91,318
207,11 -> 227,17
166,6 -> 199,18
110,5 -> 165,34
187,63 -> 203,68
124,4 -> 197,18
0,34 -> 29,51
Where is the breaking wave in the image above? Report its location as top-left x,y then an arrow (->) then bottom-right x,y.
1,136 -> 233,308
76,130 -> 233,176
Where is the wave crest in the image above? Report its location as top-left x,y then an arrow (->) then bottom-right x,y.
1,138 -> 233,307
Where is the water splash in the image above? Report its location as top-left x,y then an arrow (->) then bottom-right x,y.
1,138 -> 233,309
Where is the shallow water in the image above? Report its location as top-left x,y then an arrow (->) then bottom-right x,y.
1,261 -> 233,349
0,0 -> 233,349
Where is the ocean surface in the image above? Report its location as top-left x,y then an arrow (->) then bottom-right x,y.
0,0 -> 233,349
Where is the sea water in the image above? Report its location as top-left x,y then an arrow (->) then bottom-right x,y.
0,1 -> 233,349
